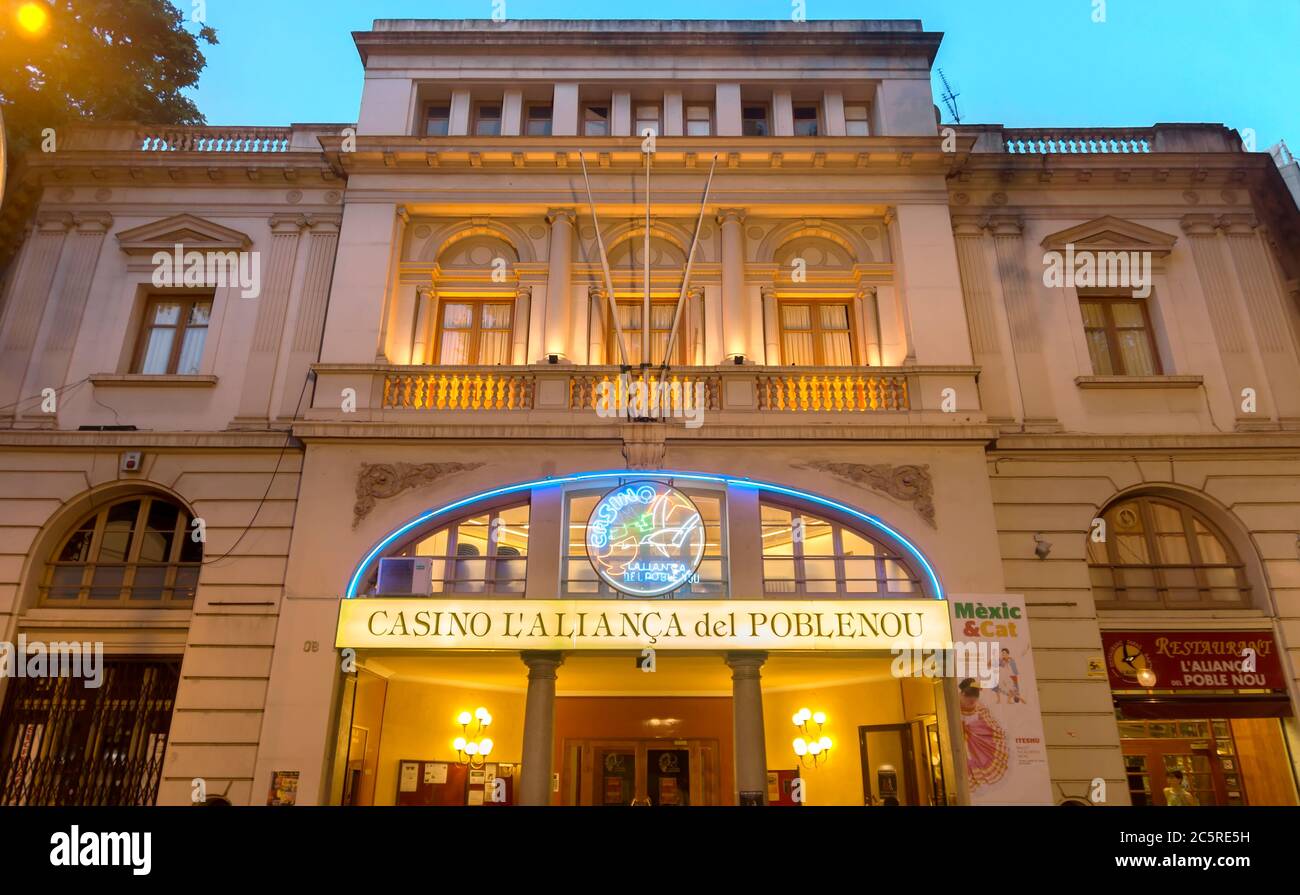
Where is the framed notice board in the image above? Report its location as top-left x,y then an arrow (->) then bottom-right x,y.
395,759 -> 467,806
394,760 -> 518,806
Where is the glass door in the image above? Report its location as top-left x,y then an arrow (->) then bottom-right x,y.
570,739 -> 720,805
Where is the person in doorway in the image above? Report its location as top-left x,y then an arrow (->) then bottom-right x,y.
1163,770 -> 1199,806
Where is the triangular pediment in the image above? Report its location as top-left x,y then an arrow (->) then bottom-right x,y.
116,214 -> 252,255
1040,216 -> 1177,254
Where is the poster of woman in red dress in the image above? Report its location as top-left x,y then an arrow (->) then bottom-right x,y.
958,678 -> 1009,788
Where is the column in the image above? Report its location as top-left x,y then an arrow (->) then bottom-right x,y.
18,212 -> 112,420
989,215 -> 1059,429
278,215 -> 341,420
410,287 -> 435,365
761,284 -> 779,365
512,285 -> 533,365
587,285 -> 606,364
690,287 -> 705,365
519,651 -> 564,806
1180,214 -> 1272,425
952,218 -> 1015,422
726,651 -> 769,805
718,209 -> 747,361
543,209 -> 575,360
236,214 -> 306,423
0,213 -> 72,417
859,286 -> 882,366
1221,214 -> 1300,422
715,84 -> 741,137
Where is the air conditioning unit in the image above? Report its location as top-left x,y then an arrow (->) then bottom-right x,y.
376,557 -> 433,596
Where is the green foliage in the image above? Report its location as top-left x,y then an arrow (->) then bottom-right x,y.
0,0 -> 217,155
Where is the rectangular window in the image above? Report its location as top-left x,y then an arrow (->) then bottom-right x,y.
608,301 -> 686,366
793,104 -> 820,137
845,105 -> 870,136
742,105 -> 770,137
635,105 -> 661,137
524,104 -> 553,136
134,296 -> 212,375
436,300 -> 514,365
583,105 -> 609,136
685,105 -> 712,137
473,103 -> 502,136
1079,297 -> 1161,375
779,301 -> 855,366
424,104 -> 451,136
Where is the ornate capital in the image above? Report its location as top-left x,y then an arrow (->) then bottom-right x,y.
986,214 -> 1023,239
687,285 -> 705,301
588,284 -> 604,300
716,208 -> 746,227
1180,214 -> 1218,236
795,461 -> 936,528
760,284 -> 777,301
269,213 -> 309,233
515,284 -> 533,300
35,212 -> 75,233
950,215 -> 986,238
546,207 -> 577,227
73,212 -> 114,232
1216,213 -> 1259,235
354,461 -> 484,526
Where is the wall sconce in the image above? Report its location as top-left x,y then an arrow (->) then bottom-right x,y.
1136,667 -> 1158,688
791,707 -> 832,768
453,707 -> 494,769
1033,533 -> 1052,559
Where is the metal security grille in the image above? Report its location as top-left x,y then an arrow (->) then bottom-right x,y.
0,659 -> 180,806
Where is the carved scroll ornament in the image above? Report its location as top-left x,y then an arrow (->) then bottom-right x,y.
796,461 -> 936,528
354,462 -> 484,526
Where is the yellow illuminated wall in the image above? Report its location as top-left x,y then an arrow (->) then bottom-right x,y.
763,676 -> 947,806
371,678 -> 527,805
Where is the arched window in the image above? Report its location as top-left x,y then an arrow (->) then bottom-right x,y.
381,503 -> 530,596
1087,497 -> 1250,608
761,502 -> 921,597
43,495 -> 201,606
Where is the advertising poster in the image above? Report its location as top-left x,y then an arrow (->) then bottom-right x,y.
948,595 -> 1052,805
267,770 -> 299,806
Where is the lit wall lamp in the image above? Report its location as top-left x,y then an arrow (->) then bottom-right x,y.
453,707 -> 494,769
791,707 -> 832,768
1136,667 -> 1158,688
1033,533 -> 1053,559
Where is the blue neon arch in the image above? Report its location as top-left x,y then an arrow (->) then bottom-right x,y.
345,470 -> 944,600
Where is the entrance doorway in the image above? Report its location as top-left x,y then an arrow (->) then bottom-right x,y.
564,738 -> 721,806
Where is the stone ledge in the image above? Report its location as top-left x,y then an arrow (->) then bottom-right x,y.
90,373 -> 219,388
1075,375 -> 1204,390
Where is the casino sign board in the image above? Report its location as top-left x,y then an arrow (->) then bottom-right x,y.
585,481 -> 706,597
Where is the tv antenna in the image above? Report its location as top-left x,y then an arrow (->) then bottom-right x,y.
938,69 -> 962,124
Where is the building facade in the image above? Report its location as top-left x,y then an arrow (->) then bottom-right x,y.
1,19 -> 1299,808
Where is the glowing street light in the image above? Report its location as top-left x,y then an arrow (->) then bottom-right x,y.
16,2 -> 51,36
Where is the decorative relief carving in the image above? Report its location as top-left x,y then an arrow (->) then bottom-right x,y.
354,462 -> 484,526
795,461 -> 936,528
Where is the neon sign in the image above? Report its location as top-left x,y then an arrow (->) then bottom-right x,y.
585,481 -> 706,597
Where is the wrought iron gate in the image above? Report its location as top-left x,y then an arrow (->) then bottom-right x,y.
0,659 -> 180,805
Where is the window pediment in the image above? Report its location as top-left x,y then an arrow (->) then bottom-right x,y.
116,213 -> 253,256
1040,216 -> 1177,256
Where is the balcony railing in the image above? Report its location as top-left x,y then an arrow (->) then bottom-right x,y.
570,371 -> 721,413
313,363 -> 978,422
383,369 -> 535,410
756,372 -> 908,412
137,126 -> 293,152
1004,128 -> 1153,155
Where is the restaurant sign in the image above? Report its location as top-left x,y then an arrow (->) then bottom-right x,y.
336,599 -> 953,652
1101,631 -> 1287,691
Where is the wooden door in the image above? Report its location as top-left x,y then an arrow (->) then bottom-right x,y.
1122,739 -> 1230,806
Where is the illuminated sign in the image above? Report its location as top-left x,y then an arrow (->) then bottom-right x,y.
585,481 -> 706,597
336,599 -> 953,652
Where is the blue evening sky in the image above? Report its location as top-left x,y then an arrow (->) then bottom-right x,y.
186,0 -> 1297,148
